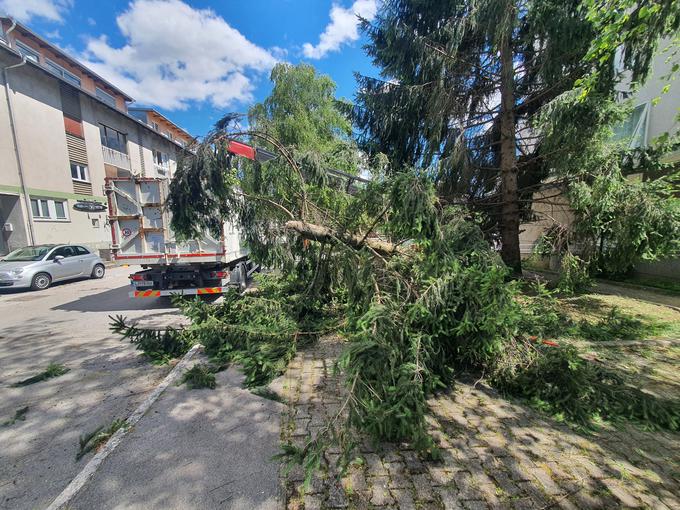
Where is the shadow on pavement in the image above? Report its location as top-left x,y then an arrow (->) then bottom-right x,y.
52,284 -> 172,313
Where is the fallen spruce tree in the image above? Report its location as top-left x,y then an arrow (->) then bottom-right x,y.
110,123 -> 679,483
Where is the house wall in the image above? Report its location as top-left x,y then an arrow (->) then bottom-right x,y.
0,51 -> 186,254
519,184 -> 574,257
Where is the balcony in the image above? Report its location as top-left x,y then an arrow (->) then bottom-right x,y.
102,146 -> 131,170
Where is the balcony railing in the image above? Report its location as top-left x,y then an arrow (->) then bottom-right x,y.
102,146 -> 131,170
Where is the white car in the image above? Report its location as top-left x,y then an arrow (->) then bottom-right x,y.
0,244 -> 105,291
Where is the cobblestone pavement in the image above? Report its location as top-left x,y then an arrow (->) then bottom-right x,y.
279,337 -> 680,509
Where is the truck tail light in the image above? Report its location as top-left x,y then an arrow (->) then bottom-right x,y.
130,274 -> 146,281
209,271 -> 228,279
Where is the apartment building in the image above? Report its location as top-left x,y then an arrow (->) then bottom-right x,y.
0,17 -> 193,256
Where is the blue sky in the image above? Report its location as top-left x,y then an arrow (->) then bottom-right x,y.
1,0 -> 380,137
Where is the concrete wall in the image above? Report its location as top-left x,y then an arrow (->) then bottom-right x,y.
0,56 -> 21,189
518,184 -> 574,256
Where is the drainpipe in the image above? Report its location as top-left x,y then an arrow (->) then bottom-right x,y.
3,56 -> 35,244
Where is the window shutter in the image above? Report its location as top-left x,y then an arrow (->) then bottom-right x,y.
66,133 -> 88,165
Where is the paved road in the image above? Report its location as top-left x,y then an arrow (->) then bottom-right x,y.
0,266 -> 179,509
0,266 -> 282,510
71,364 -> 282,510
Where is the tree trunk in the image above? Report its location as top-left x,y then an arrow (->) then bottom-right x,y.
498,9 -> 522,276
285,220 -> 403,257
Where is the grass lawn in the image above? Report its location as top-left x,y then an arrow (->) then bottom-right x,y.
554,291 -> 680,400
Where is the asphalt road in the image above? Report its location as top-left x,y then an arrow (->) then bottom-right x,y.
0,266 -> 282,510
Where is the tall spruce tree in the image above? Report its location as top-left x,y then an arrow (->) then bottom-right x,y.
354,0 -> 599,273
355,0 -> 680,274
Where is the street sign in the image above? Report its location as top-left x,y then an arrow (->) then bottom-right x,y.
73,200 -> 107,213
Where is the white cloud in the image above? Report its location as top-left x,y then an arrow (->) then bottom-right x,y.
0,0 -> 71,22
302,0 -> 377,59
80,0 -> 278,110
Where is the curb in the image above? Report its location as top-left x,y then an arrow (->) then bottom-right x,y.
46,344 -> 202,510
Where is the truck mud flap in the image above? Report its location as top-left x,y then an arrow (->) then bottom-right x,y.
130,287 -> 231,298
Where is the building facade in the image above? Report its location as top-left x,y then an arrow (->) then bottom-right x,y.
0,17 -> 193,256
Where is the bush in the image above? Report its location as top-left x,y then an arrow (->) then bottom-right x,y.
556,253 -> 592,295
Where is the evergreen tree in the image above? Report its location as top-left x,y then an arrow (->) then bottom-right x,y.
353,0 -> 679,274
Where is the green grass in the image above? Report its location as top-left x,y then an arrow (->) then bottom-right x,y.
11,363 -> 70,387
76,419 -> 128,461
563,294 -> 680,340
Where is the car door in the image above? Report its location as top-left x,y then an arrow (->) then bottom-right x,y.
47,246 -> 82,280
74,246 -> 94,274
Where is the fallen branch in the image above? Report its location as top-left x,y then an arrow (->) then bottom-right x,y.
284,220 -> 404,256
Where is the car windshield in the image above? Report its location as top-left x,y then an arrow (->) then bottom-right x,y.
3,246 -> 53,262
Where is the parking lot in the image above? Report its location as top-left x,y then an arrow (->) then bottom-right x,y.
0,265 -> 282,510
0,266 -> 181,509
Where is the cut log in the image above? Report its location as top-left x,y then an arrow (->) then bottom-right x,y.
284,220 -> 402,256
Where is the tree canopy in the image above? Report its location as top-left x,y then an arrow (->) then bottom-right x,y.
353,0 -> 680,274
164,1 -> 680,480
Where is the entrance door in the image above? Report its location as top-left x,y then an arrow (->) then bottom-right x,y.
0,195 -> 23,256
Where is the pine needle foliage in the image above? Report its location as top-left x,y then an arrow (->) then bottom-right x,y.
11,363 -> 69,387
1,406 -> 28,427
155,59 -> 680,481
492,343 -> 680,431
181,364 -> 217,390
109,315 -> 193,364
76,419 -> 128,461
175,274 -> 334,388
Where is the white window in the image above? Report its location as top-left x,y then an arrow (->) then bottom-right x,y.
95,87 -> 116,108
45,58 -> 81,87
30,198 -> 68,221
153,149 -> 169,175
153,149 -> 168,166
15,41 -> 40,63
151,121 -> 159,131
70,162 -> 89,182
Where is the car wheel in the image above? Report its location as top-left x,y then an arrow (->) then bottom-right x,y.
31,272 -> 52,291
91,264 -> 105,279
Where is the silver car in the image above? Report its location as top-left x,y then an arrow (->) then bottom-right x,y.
0,244 -> 105,291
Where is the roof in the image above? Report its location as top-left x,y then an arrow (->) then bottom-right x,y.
0,16 -> 134,102
0,42 -> 190,151
128,107 -> 193,141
